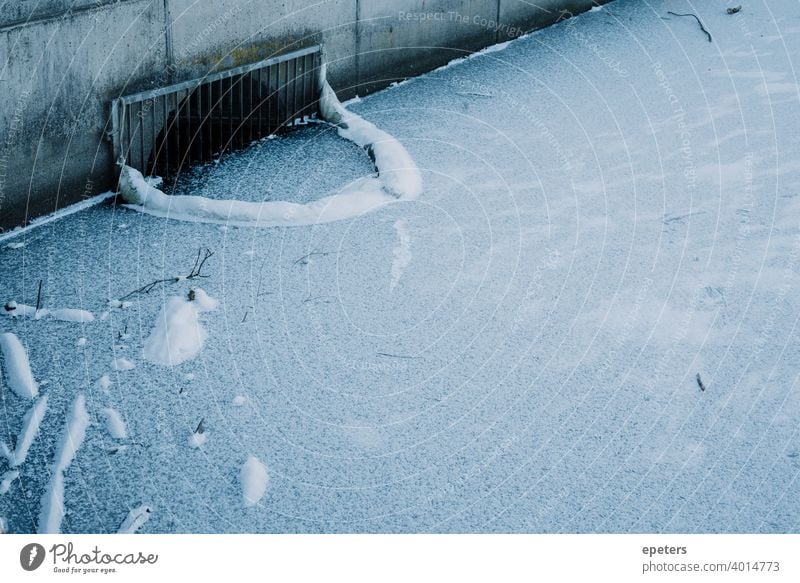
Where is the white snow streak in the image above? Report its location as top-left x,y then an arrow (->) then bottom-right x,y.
100,407 -> 127,440
38,393 -> 90,534
117,505 -> 152,534
390,218 -> 412,291
0,470 -> 20,495
0,395 -> 48,467
0,332 -> 38,399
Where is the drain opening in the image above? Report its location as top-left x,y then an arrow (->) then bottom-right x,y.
111,45 -> 322,181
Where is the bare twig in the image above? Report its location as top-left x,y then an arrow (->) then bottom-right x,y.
35,280 -> 42,312
377,352 -> 421,359
293,251 -> 331,266
195,418 -> 205,435
119,248 -> 214,301
727,6 -> 742,15
303,295 -> 335,304
668,11 -> 712,43
242,310 -> 248,323
696,373 -> 707,392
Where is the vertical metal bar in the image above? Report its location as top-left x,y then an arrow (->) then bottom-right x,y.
247,71 -> 253,144
186,89 -> 192,165
267,65 -> 273,135
292,57 -> 298,124
174,92 -> 179,173
208,82 -> 213,160
303,55 -> 311,118
150,98 -> 156,175
225,77 -> 234,150
136,101 -> 143,171
284,60 -> 290,127
206,83 -> 214,162
127,102 -> 132,166
257,69 -> 264,139
239,73 -> 245,147
162,94 -> 169,174
216,78 -> 222,156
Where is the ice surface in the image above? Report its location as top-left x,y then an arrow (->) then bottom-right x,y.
1,0 -> 800,534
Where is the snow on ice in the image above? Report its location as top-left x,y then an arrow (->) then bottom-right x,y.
241,456 -> 269,508
0,332 -> 38,399
142,289 -> 218,366
38,393 -> 90,534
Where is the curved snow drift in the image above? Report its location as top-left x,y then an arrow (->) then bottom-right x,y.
118,66 -> 422,227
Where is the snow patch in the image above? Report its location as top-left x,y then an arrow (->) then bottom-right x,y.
188,431 -> 207,449
100,408 -> 127,440
4,304 -> 94,322
0,332 -> 38,399
76,337 -> 88,347
142,289 -> 218,366
117,504 -> 152,534
112,357 -> 135,371
1,395 -> 48,467
232,395 -> 247,406
97,374 -> 111,391
38,393 -> 90,534
0,470 -> 20,495
390,218 -> 412,291
241,455 -> 269,507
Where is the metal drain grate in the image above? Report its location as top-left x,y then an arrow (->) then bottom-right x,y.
111,45 -> 322,178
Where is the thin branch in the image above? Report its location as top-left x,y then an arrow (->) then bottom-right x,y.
303,295 -> 335,304
35,280 -> 42,312
668,11 -> 712,43
696,373 -> 707,392
377,352 -> 421,359
118,248 -> 214,301
293,251 -> 331,266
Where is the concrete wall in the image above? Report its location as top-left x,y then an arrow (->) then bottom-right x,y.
0,0 -> 608,230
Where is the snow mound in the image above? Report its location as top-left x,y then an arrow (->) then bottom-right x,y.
117,504 -> 152,534
0,332 -> 38,399
118,65 -> 421,227
143,289 -> 218,366
38,393 -> 90,534
241,455 -> 269,507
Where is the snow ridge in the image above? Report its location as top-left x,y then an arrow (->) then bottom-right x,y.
118,65 -> 421,227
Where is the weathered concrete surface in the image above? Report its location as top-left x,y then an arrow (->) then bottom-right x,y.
0,0 -> 608,231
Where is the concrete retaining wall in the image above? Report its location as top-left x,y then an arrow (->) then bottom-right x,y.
0,0 -> 607,230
